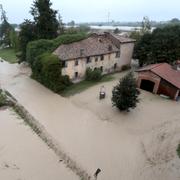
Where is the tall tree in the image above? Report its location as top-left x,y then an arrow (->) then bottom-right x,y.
0,4 -> 14,47
57,13 -> 64,35
18,20 -> 36,61
134,25 -> 180,66
141,16 -> 151,34
10,29 -> 19,51
30,0 -> 58,39
112,72 -> 140,111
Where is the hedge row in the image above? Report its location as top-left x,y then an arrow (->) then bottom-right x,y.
85,68 -> 102,81
32,53 -> 72,93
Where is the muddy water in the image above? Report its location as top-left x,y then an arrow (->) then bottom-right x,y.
0,109 -> 79,180
1,61 -> 180,180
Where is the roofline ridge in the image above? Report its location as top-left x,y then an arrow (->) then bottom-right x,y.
151,63 -> 166,70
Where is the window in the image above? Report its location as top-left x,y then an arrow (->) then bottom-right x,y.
100,55 -> 104,61
108,54 -> 111,60
95,57 -> 98,62
108,45 -> 112,51
80,49 -> 84,56
75,60 -> 78,66
116,51 -> 120,58
87,57 -> 91,64
75,72 -> 78,78
114,63 -> 117,70
100,66 -> 103,72
62,61 -> 68,68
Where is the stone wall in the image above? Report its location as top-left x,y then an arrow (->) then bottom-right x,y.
61,53 -> 121,80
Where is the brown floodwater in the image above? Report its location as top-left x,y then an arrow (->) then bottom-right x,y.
0,109 -> 79,180
1,60 -> 180,180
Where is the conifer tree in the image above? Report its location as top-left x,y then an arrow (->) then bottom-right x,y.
112,72 -> 140,111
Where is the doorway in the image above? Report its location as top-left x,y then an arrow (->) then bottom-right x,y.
140,79 -> 155,92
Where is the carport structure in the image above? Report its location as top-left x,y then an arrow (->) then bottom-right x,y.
136,63 -> 180,100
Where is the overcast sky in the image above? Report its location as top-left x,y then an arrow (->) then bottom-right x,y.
0,0 -> 180,23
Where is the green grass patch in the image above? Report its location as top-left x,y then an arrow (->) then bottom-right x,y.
61,75 -> 115,97
0,48 -> 18,63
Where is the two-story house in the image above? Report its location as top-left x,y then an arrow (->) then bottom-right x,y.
53,32 -> 135,82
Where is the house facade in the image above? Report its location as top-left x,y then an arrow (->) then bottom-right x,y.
53,32 -> 135,81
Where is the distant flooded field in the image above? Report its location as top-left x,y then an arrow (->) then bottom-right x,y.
66,25 -> 156,31
90,25 -> 141,31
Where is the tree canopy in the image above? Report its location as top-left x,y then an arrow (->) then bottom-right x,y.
18,0 -> 61,61
30,0 -> 59,39
141,16 -> 151,34
18,20 -> 37,61
0,4 -> 14,47
112,72 -> 140,111
134,25 -> 180,66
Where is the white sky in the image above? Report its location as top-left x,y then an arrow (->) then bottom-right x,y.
0,0 -> 180,23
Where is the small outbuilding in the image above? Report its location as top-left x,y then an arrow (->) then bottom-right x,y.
136,63 -> 180,100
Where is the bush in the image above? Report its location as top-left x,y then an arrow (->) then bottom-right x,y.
121,64 -> 131,71
0,89 -> 7,107
177,144 -> 180,158
26,39 -> 54,66
16,51 -> 22,60
85,68 -> 102,81
112,72 -> 140,111
32,53 -> 72,93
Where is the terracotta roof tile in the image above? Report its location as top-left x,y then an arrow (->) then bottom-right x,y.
137,63 -> 180,89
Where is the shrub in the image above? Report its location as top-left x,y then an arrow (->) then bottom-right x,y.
177,144 -> 180,158
0,89 -> 7,107
32,53 -> 72,93
121,64 -> 131,71
112,72 -> 140,111
26,39 -> 54,66
85,68 -> 102,81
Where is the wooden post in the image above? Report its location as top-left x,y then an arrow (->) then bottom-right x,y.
174,89 -> 179,101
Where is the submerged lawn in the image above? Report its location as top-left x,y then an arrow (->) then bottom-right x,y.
61,75 -> 115,97
0,48 -> 18,63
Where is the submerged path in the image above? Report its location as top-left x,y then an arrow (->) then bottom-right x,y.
1,61 -> 180,180
0,108 -> 79,180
